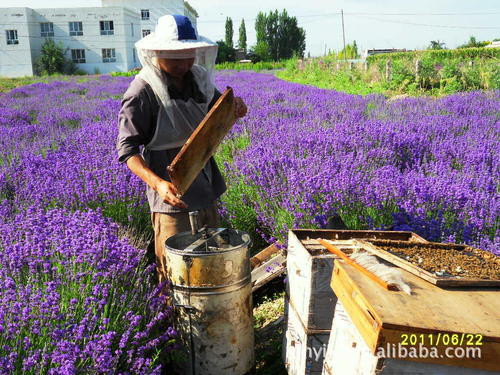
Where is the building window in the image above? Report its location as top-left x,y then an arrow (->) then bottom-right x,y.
141,9 -> 150,20
130,22 -> 134,36
142,29 -> 150,38
6,30 -> 18,45
100,21 -> 114,35
69,22 -> 83,36
40,22 -> 54,37
71,49 -> 86,63
102,48 -> 116,62
133,48 -> 136,63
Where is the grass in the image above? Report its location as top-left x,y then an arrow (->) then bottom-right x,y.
215,61 -> 288,71
276,53 -> 499,97
254,291 -> 287,374
277,62 -> 387,96
0,74 -> 96,93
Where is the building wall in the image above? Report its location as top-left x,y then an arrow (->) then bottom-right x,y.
101,0 -> 192,30
31,7 -> 137,74
0,0 -> 196,77
0,7 -> 35,77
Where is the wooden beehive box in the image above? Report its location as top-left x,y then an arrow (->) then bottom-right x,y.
330,260 -> 500,372
286,229 -> 427,330
323,302 -> 497,375
282,298 -> 330,375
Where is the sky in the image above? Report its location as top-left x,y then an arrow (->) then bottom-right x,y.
1,0 -> 499,56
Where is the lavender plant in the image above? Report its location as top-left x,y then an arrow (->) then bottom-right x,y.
0,77 -> 173,374
215,72 -> 499,253
0,209 -> 176,374
0,70 -> 498,372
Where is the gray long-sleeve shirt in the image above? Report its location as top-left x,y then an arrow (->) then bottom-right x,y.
117,75 -> 226,213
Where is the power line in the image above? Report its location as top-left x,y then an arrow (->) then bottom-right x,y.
352,15 -> 500,30
196,10 -> 500,23
345,11 -> 500,16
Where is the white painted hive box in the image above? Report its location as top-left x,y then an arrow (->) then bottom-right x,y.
282,298 -> 330,375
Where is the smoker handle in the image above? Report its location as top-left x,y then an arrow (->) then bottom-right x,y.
189,211 -> 199,236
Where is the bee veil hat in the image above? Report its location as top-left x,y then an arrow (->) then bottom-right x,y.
135,14 -> 218,131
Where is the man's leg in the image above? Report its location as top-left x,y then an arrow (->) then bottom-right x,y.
152,211 -> 190,284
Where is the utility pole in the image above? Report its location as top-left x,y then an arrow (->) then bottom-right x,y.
341,9 -> 347,62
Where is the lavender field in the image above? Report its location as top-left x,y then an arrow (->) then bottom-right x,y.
0,72 -> 498,373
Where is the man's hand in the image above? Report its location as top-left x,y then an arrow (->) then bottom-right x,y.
234,96 -> 247,118
156,180 -> 188,209
126,155 -> 188,209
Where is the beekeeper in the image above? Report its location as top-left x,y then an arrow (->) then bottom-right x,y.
117,14 -> 247,281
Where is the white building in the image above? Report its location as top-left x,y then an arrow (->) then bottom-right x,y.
0,0 -> 198,77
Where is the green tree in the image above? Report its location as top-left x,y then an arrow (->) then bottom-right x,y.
458,36 -> 489,48
266,10 -> 280,60
238,18 -> 247,52
255,12 -> 267,44
428,40 -> 446,50
35,38 -> 66,75
249,41 -> 270,62
352,40 -> 359,58
337,41 -> 360,60
216,40 -> 235,63
225,17 -> 234,49
253,9 -> 306,61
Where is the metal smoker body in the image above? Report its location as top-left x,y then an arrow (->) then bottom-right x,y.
165,216 -> 254,375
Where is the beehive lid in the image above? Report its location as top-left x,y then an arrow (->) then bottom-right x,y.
331,260 -> 500,371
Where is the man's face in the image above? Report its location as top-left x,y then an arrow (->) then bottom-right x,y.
157,57 -> 195,78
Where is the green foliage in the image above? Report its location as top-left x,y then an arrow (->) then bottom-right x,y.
111,71 -> 138,77
428,40 -> 446,50
255,12 -> 267,44
250,41 -> 271,62
360,47 -> 500,95
214,134 -> 269,252
387,59 -> 415,91
35,39 -> 67,75
366,47 -> 500,64
252,9 -> 305,61
278,44 -> 499,97
458,35 -> 490,49
216,40 -> 236,63
0,77 -> 47,92
225,17 -> 234,49
238,19 -> 247,52
276,59 -> 386,96
0,75 -> 92,93
337,41 -> 360,60
215,60 -> 287,71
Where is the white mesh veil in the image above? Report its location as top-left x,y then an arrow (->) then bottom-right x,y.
135,15 -> 218,130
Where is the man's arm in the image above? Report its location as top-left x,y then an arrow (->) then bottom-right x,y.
126,155 -> 187,208
118,81 -> 187,208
